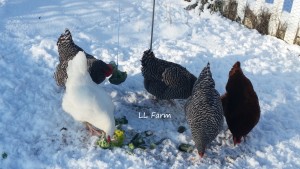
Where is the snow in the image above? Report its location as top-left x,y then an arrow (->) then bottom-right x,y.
0,0 -> 5,7
1,0 -> 300,168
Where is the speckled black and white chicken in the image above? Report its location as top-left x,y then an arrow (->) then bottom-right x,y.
141,50 -> 197,100
184,63 -> 224,157
54,29 -> 113,88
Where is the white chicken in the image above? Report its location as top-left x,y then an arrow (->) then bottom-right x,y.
62,51 -> 116,139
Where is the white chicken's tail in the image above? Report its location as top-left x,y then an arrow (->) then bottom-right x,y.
63,51 -> 116,138
66,51 -> 89,84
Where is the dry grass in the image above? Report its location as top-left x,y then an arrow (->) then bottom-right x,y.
184,0 -> 298,46
256,9 -> 272,35
275,21 -> 287,40
242,4 -> 257,29
294,27 -> 300,45
199,0 -> 208,12
242,5 -> 271,35
185,0 -> 223,14
222,0 -> 238,21
208,0 -> 223,13
184,2 -> 198,11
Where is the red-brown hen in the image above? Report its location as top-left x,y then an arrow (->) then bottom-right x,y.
221,61 -> 260,145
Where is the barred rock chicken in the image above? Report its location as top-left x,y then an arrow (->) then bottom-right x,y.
54,29 -> 113,88
221,61 -> 260,145
62,51 -> 116,140
184,63 -> 224,157
141,50 -> 197,100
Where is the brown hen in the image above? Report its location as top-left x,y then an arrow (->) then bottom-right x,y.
221,61 -> 260,145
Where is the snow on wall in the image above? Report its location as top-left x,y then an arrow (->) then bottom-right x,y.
234,0 -> 300,44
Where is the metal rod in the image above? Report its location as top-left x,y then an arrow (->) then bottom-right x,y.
117,0 -> 120,67
150,0 -> 155,51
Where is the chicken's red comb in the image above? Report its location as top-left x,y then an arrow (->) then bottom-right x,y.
105,64 -> 113,77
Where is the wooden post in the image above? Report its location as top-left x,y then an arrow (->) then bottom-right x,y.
284,0 -> 300,44
269,0 -> 285,35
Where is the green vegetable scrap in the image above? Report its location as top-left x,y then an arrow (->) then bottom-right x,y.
108,61 -> 127,85
111,129 -> 125,147
115,116 -> 128,126
177,126 -> 186,133
128,143 -> 135,150
178,143 -> 194,153
150,143 -> 156,149
130,133 -> 145,148
97,129 -> 125,149
97,137 -> 110,149
2,152 -> 8,159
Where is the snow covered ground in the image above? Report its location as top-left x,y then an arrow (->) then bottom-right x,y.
1,0 -> 300,168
